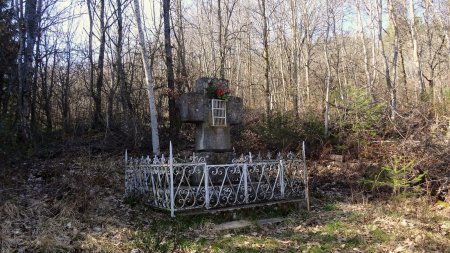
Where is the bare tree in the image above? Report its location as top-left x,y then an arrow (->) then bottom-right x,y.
163,0 -> 178,136
93,0 -> 107,129
113,0 -> 133,135
356,0 -> 374,101
378,0 -> 398,119
290,0 -> 301,117
132,0 -> 160,155
14,0 -> 42,141
86,0 -> 95,126
258,0 -> 271,117
324,0 -> 331,136
408,0 -> 425,97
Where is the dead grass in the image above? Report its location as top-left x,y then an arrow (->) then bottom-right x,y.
1,135 -> 449,252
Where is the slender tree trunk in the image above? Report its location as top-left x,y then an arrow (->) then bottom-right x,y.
290,0 -> 300,117
93,0 -> 106,129
116,0 -> 132,135
15,0 -> 41,142
62,39 -> 71,133
302,3 -> 311,105
45,48 -> 56,132
356,0 -> 373,101
172,0 -> 188,91
30,28 -> 41,131
163,0 -> 178,136
218,0 -> 224,78
379,0 -> 397,119
408,0 -> 425,97
133,0 -> 160,155
86,0 -> 95,127
324,0 -> 331,137
400,46 -> 408,102
259,0 -> 271,118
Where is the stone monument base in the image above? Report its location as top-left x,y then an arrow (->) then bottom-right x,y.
195,151 -> 233,165
190,152 -> 235,185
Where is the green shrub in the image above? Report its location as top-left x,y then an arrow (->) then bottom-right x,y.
334,87 -> 385,154
256,112 -> 302,150
367,156 -> 427,196
255,112 -> 325,151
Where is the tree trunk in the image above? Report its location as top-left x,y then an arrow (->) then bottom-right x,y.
408,0 -> 425,97
133,0 -> 160,155
259,0 -> 271,118
163,0 -> 179,136
93,0 -> 106,129
378,0 -> 397,119
115,0 -> 132,135
356,0 -> 373,101
399,45 -> 408,102
16,0 -> 41,142
290,0 -> 300,117
324,0 -> 331,137
62,37 -> 71,134
30,26 -> 41,132
86,0 -> 95,127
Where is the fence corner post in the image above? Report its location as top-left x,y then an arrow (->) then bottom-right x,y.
243,164 -> 248,203
204,164 -> 210,209
169,141 -> 175,217
302,141 -> 310,211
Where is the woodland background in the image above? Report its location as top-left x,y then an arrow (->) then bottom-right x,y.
0,0 -> 449,150
0,0 -> 449,252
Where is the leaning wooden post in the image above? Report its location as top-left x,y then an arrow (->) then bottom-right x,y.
169,141 -> 175,217
303,141 -> 310,211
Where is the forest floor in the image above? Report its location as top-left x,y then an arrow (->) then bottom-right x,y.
1,137 -> 450,252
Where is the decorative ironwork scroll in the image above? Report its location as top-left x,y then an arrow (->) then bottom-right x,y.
125,142 -> 309,217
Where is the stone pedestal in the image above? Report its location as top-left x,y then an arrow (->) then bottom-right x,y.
190,151 -> 235,185
194,151 -> 234,165
195,124 -> 231,152
179,77 -> 243,159
179,77 -> 243,185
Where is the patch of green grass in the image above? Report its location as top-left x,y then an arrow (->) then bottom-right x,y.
211,235 -> 282,253
309,245 -> 325,253
324,203 -> 339,211
345,235 -> 364,248
347,211 -> 364,222
325,220 -> 344,233
131,214 -> 209,252
371,228 -> 391,243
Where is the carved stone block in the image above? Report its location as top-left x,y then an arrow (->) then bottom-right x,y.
195,77 -> 229,93
227,97 -> 243,125
195,122 -> 231,151
179,93 -> 206,123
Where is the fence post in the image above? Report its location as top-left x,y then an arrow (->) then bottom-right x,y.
169,141 -> 175,217
204,164 -> 210,209
243,164 -> 248,203
302,141 -> 310,211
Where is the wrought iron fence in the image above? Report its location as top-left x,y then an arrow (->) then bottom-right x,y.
125,143 -> 309,217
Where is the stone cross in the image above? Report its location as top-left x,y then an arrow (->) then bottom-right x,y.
179,77 -> 243,162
